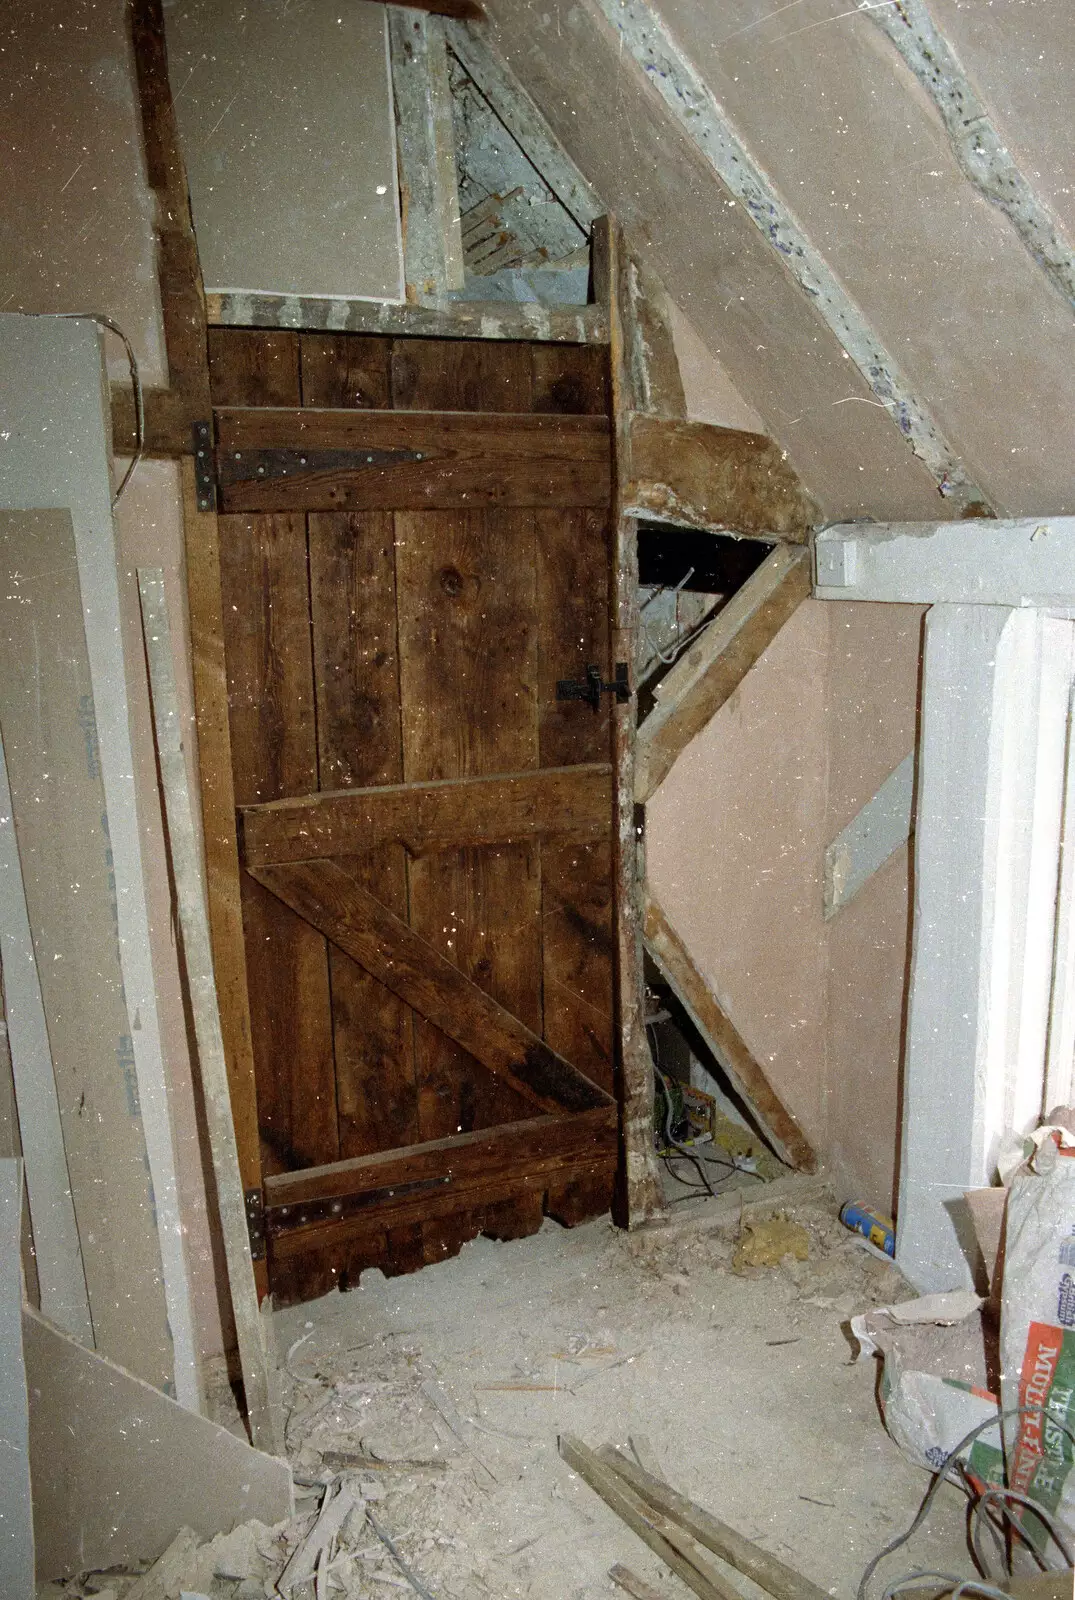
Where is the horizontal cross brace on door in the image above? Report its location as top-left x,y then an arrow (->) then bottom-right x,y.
213,407 -> 612,511
248,859 -> 614,1116
240,764 -> 613,865
263,1105 -> 617,1239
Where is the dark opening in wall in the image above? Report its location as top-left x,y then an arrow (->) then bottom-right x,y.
638,525 -> 772,594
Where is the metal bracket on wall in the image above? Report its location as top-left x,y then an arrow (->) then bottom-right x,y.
556,662 -> 630,713
244,1186 -> 266,1261
192,420 -> 216,512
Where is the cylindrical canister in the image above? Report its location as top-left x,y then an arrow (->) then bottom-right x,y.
840,1201 -> 895,1257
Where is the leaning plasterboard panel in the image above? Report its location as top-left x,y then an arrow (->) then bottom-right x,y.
166,0 -> 403,302
0,727 -> 92,1346
0,1161 -> 33,1600
0,313 -> 198,1409
25,1306 -> 292,1582
0,510 -> 174,1390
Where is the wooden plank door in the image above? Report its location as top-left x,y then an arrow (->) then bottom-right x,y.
205,329 -> 621,1304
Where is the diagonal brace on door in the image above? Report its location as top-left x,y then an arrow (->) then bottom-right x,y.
248,859 -> 613,1117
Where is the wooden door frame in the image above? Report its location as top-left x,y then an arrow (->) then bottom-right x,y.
126,2 -> 667,1291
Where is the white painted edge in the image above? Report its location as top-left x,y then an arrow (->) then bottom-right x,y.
899,605 -> 1011,1291
897,606 -> 1073,1291
1006,617 -> 1074,1136
1045,683 -> 1075,1113
824,752 -> 914,919
0,1159 -> 34,1600
814,517 -> 1075,606
0,314 -> 200,1412
0,734 -> 93,1346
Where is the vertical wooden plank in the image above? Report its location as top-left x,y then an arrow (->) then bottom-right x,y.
408,845 -> 543,1137
536,502 -> 616,1112
300,334 -> 393,409
308,510 -> 418,1158
138,569 -> 278,1453
536,506 -> 612,768
541,838 -> 615,1095
397,504 -> 541,1137
530,345 -> 610,416
219,512 -> 338,1174
208,329 -> 300,406
180,461 -> 265,1278
310,513 -> 402,792
388,7 -> 465,300
600,215 -> 665,1225
397,507 -> 540,780
130,0 -> 210,414
390,338 -> 533,412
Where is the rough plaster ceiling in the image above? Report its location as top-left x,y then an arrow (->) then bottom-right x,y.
477,0 -> 1075,521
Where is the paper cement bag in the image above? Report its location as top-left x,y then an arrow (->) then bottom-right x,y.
1000,1137 -> 1075,1562
851,1293 -> 1004,1484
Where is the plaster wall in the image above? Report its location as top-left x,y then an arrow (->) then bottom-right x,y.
647,601 -> 832,1153
481,0 -> 1075,519
647,591 -> 926,1213
1,0 -> 224,1356
824,604 -> 925,1213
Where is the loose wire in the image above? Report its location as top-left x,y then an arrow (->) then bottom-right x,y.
54,311 -> 145,505
858,1404 -> 1075,1600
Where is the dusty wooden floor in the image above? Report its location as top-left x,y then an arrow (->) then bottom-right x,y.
261,1188 -> 973,1600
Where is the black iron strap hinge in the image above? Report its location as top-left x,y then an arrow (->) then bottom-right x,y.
193,420 -> 216,512
556,662 -> 630,713
245,1186 -> 266,1261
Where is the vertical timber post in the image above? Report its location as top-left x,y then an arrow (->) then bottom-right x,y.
596,216 -> 665,1226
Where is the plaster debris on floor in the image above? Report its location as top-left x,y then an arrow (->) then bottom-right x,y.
48,1194 -> 979,1600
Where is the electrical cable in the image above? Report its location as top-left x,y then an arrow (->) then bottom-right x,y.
879,1573 -> 1010,1600
858,1403 -> 1075,1600
641,566 -> 708,668
972,1485 -> 1074,1573
653,1063 -> 716,1198
53,311 -> 145,505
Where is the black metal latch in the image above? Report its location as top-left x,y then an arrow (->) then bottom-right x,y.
556,662 -> 630,712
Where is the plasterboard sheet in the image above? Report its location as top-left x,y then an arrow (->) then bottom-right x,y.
166,0 -> 403,301
0,510 -> 172,1389
0,312 -> 198,1409
25,1306 -> 292,1582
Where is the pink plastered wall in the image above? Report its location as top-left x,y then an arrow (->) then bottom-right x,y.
654,310 -> 927,1214
646,599 -> 925,1213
